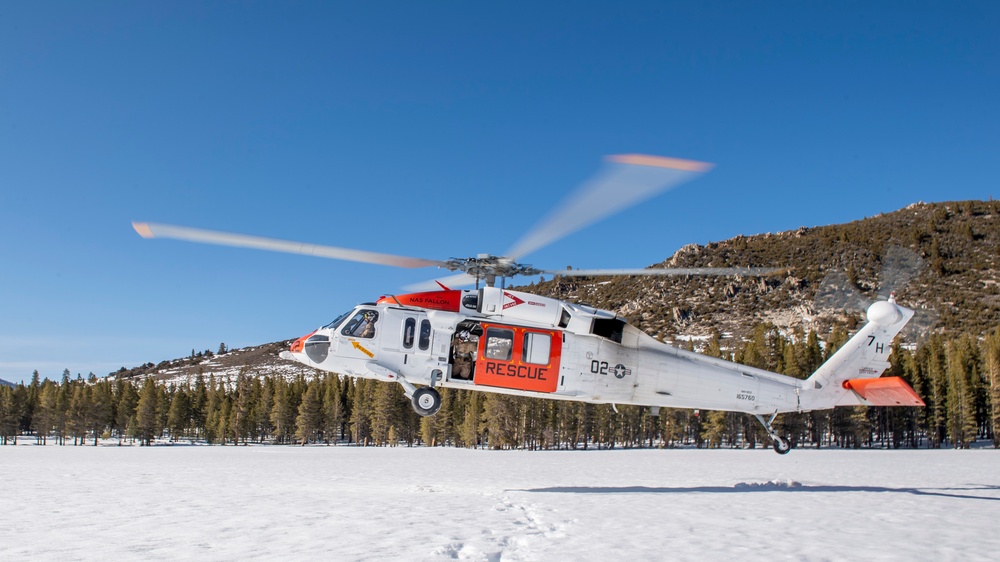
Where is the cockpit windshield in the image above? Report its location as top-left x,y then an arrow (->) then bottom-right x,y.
324,310 -> 354,330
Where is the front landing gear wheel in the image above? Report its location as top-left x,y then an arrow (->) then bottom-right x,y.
411,387 -> 442,417
772,437 -> 791,455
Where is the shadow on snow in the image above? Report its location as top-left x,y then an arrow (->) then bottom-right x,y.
514,484 -> 1000,502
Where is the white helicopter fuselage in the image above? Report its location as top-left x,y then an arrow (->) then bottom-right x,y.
282,286 -> 920,426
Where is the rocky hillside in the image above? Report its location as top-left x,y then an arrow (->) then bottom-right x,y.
115,340 -> 300,384
528,200 -> 999,342
125,200 -> 998,383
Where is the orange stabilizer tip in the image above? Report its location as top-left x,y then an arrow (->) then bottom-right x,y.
607,154 -> 714,173
132,222 -> 155,238
844,377 -> 925,407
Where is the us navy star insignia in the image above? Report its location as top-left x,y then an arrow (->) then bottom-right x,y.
614,364 -> 631,379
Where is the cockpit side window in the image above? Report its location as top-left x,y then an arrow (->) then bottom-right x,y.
591,317 -> 625,343
558,307 -> 571,328
342,310 -> 379,339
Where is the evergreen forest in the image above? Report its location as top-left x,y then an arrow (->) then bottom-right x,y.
3,326 -> 999,450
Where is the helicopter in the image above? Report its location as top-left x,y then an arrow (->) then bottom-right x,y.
133,154 -> 923,454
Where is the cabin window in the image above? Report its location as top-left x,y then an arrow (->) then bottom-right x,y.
484,328 -> 514,361
342,310 -> 379,339
522,332 -> 551,365
418,319 -> 432,351
402,317 -> 416,349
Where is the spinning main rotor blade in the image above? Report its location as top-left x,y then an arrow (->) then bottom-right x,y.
132,222 -> 445,269
403,272 -> 479,292
544,267 -> 780,277
504,154 -> 713,261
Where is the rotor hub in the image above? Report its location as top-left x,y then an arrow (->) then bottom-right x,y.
442,255 -> 542,280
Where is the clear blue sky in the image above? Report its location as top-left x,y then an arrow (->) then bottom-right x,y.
1,2 -> 997,383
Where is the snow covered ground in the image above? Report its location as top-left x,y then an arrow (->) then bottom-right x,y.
3,446 -> 999,561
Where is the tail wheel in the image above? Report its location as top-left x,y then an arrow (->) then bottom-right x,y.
411,387 -> 442,417
772,437 -> 791,455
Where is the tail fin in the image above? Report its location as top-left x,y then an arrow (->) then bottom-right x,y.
800,298 -> 920,410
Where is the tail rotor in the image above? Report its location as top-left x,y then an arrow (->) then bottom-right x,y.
815,245 -> 937,341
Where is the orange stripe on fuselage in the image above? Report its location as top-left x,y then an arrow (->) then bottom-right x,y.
377,290 -> 462,312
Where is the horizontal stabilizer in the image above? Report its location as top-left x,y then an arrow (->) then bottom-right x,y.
843,377 -> 925,406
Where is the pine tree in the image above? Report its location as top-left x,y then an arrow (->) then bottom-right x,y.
116,381 -> 139,444
166,386 -> 191,442
924,337 -> 948,447
482,394 -> 520,449
89,381 -> 114,445
67,384 -> 91,445
0,385 -> 23,445
369,381 -> 399,446
35,381 -> 60,445
270,379 -> 294,444
232,372 -> 256,445
459,390 -> 483,449
429,387 -> 453,446
227,397 -> 239,445
26,371 -> 41,436
295,379 -> 323,445
322,376 -> 343,445
704,411 -> 727,448
350,379 -> 372,445
945,340 -> 977,448
985,329 -> 1000,448
216,395 -> 231,445
53,378 -> 70,445
849,406 -> 871,448
576,403 -> 595,449
204,376 -> 221,444
251,377 -> 274,443
899,347 -> 926,447
157,384 -> 172,440
135,378 -> 158,446
191,373 -> 208,440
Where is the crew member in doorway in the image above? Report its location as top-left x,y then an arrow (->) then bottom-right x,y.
452,329 -> 478,380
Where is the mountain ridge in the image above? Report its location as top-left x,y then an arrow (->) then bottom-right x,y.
529,199 -> 999,342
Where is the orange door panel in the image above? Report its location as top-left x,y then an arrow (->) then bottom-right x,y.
474,323 -> 561,393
